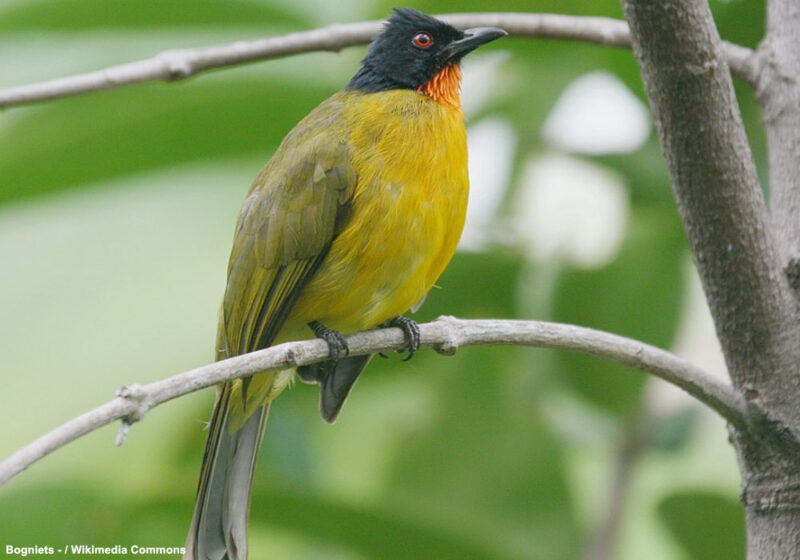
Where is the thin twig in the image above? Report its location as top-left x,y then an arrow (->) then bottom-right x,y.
0,316 -> 746,488
584,405 -> 647,560
0,12 -> 757,109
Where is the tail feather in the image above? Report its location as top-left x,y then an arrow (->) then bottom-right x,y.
185,385 -> 270,560
297,354 -> 372,423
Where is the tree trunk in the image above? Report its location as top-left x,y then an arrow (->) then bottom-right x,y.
620,0 -> 800,557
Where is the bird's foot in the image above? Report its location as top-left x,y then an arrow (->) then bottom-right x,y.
309,321 -> 349,364
388,316 -> 421,361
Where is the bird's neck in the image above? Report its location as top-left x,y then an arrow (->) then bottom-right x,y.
347,65 -> 408,93
416,64 -> 462,110
347,63 -> 463,110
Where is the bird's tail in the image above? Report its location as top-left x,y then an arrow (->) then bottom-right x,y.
184,383 -> 269,560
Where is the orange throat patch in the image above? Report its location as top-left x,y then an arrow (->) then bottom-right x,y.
418,64 -> 462,110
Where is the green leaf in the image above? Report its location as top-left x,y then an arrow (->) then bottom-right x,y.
0,78 -> 332,204
658,490 -> 745,560
710,0 -> 765,49
0,0 -> 306,31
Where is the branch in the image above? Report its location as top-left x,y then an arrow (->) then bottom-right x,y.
0,317 -> 746,488
759,2 -> 800,264
620,1 -> 800,422
584,406 -> 646,560
0,12 -> 757,110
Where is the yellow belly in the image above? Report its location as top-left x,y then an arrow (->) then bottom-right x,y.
287,90 -> 469,333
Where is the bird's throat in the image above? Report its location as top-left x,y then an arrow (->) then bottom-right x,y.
417,64 -> 462,110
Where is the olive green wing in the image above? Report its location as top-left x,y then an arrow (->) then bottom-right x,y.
220,106 -> 356,358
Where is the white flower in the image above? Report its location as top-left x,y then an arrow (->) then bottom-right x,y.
514,153 -> 629,268
542,71 -> 651,154
460,118 -> 516,251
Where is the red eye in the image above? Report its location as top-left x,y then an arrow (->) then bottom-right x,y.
412,32 -> 433,49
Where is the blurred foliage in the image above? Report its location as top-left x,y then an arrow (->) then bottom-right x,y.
0,80 -> 331,203
0,0 -> 307,31
553,209 -> 685,415
658,491 -> 745,560
648,408 -> 699,453
0,1 -> 751,559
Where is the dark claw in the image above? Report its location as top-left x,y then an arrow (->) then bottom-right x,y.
309,321 -> 349,364
388,316 -> 421,361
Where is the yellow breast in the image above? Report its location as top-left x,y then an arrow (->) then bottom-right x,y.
289,89 -> 468,333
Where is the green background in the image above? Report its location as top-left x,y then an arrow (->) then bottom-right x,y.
0,1 -> 756,558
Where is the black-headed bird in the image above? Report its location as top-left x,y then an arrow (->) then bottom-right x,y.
185,9 -> 505,560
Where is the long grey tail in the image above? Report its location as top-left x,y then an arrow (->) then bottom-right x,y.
184,385 -> 269,560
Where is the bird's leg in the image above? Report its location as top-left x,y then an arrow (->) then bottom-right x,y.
308,321 -> 349,364
387,316 -> 421,361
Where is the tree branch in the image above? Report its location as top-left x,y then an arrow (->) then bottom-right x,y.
0,316 -> 745,488
759,2 -> 800,265
0,12 -> 757,110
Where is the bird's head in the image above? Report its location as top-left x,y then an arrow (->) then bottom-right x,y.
348,9 -> 506,107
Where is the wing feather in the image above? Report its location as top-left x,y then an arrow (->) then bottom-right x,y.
220,95 -> 356,359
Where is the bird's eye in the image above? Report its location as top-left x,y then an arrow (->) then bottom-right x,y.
412,32 -> 433,49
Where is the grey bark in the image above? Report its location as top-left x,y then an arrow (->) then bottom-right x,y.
760,3 -> 800,265
620,0 -> 800,558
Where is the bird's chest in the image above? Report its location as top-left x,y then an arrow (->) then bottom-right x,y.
361,96 -> 467,229
299,93 -> 469,330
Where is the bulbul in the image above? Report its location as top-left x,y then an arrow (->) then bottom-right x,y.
185,9 -> 505,559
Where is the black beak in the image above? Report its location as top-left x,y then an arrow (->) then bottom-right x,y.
444,27 -> 507,60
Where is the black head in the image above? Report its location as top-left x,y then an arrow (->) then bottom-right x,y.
347,8 -> 505,93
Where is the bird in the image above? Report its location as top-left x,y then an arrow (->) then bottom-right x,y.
184,9 -> 505,560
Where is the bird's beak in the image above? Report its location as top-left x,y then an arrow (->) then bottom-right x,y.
444,27 -> 507,60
